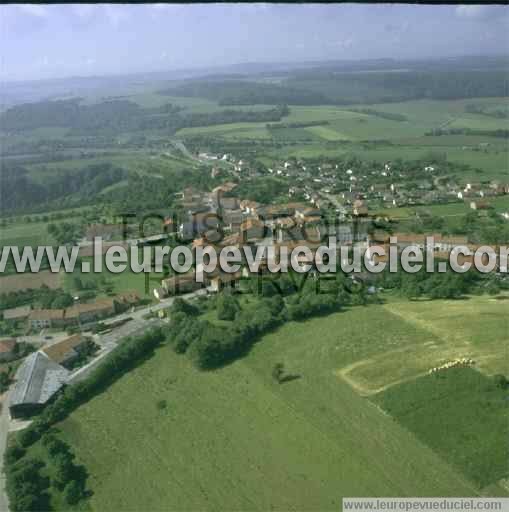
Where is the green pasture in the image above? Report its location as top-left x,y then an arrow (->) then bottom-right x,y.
372,367 -> 508,489
52,298 -> 509,510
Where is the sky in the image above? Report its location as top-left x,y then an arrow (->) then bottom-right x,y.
1,3 -> 508,81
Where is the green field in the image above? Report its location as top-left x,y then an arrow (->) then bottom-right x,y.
340,296 -> 509,394
0,221 -> 57,247
167,96 -> 508,181
372,367 -> 508,490
375,196 -> 509,219
62,254 -> 162,300
53,296 -> 509,511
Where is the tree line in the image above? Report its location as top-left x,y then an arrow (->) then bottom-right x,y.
0,98 -> 289,136
0,162 -> 126,213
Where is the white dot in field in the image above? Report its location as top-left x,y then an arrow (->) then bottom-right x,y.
438,262 -> 447,273
81,261 -> 90,272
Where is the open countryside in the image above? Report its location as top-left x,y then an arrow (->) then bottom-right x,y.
1,5 -> 509,512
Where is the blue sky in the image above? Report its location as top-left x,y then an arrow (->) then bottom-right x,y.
1,3 -> 508,81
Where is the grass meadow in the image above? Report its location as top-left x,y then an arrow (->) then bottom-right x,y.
52,295 -> 509,510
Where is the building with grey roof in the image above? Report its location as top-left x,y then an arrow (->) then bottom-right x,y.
3,305 -> 31,323
9,351 -> 69,419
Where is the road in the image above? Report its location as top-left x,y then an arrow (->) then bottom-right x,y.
102,288 -> 208,325
0,393 -> 11,512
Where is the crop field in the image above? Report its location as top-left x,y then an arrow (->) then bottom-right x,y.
166,96 -> 507,181
27,150 -> 195,179
0,270 -> 62,293
0,221 -> 57,247
372,367 -> 509,491
52,297 -> 509,510
339,296 -> 509,395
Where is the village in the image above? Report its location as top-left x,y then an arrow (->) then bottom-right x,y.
1,151 -> 508,423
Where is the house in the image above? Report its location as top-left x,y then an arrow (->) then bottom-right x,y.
153,287 -> 168,301
181,187 -> 204,204
3,305 -> 31,325
29,309 -> 66,330
353,199 -> 369,217
435,235 -> 469,252
240,219 -> 268,243
9,351 -> 69,419
211,183 -> 238,207
161,273 -> 204,295
277,224 -> 321,244
239,200 -> 262,215
85,223 -> 125,242
208,271 -> 242,293
218,197 -> 240,211
221,209 -> 245,232
390,233 -> 469,253
0,338 -> 17,362
41,334 -> 87,368
115,291 -> 141,306
180,210 -> 220,240
64,299 -> 116,325
470,200 -> 491,211
115,291 -> 141,312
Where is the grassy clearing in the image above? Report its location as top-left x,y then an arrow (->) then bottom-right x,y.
372,367 -> 509,489
0,221 -> 57,247
339,295 -> 508,397
305,125 -> 354,141
176,121 -> 271,137
53,301 -> 501,511
62,255 -> 159,300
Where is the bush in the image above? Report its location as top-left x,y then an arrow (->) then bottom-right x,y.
5,458 -> 49,512
171,297 -> 199,316
493,374 -> 508,389
156,399 -> 167,411
64,480 -> 85,505
4,444 -> 25,466
17,427 -> 42,448
216,293 -> 241,321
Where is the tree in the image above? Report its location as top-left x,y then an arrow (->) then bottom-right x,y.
156,399 -> 167,411
216,294 -> 240,321
64,480 -> 85,505
4,444 -> 25,466
171,297 -> 198,316
51,292 -> 74,309
17,427 -> 41,448
52,452 -> 74,490
272,363 -> 285,384
493,374 -> 508,390
0,371 -> 11,393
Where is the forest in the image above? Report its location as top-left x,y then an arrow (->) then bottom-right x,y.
0,163 -> 126,213
0,99 -> 289,136
163,70 -> 508,106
